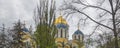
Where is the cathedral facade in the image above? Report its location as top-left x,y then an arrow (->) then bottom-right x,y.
54,14 -> 85,48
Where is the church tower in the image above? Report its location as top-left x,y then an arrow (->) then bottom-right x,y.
72,23 -> 85,48
54,13 -> 69,48
55,16 -> 69,39
72,24 -> 84,48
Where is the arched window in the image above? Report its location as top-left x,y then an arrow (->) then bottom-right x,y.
61,28 -> 62,38
78,35 -> 80,40
65,29 -> 66,38
74,35 -> 76,39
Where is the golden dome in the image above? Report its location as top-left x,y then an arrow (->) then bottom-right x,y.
54,16 -> 67,25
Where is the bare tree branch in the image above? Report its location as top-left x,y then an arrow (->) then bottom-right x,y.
115,0 -> 120,12
74,0 -> 112,15
89,25 -> 100,37
116,21 -> 120,25
73,8 -> 113,30
62,0 -> 120,47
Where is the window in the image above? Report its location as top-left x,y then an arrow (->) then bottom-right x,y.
61,29 -> 62,38
56,30 -> 58,38
74,35 -> 76,39
65,30 -> 66,38
78,35 -> 80,40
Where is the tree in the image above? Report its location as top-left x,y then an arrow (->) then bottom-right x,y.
61,0 -> 120,48
0,24 -> 8,48
11,20 -> 25,48
34,0 -> 57,48
96,32 -> 114,48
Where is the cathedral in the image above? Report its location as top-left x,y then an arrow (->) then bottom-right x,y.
18,13 -> 85,48
54,14 -> 85,48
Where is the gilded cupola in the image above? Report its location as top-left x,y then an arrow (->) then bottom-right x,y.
54,16 -> 67,25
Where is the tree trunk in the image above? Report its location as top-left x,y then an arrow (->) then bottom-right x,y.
114,35 -> 119,48
112,13 -> 119,48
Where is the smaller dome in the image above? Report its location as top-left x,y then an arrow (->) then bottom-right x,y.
56,24 -> 67,28
73,29 -> 84,36
22,27 -> 29,32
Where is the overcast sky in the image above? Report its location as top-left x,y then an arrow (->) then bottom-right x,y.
0,0 -> 38,27
0,0 -> 110,40
0,0 -> 94,40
